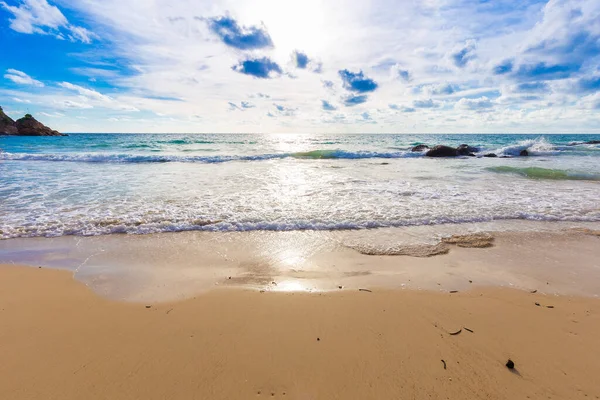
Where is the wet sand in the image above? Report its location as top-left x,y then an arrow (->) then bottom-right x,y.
1,264 -> 600,400
1,222 -> 600,302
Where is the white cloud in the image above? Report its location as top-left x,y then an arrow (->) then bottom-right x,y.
4,69 -> 44,87
59,82 -> 112,102
2,0 -> 599,132
56,100 -> 94,109
0,0 -> 95,43
456,96 -> 494,110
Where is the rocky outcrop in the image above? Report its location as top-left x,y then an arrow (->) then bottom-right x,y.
456,144 -> 479,155
15,114 -> 64,136
0,106 -> 18,135
585,140 -> 600,145
519,149 -> 529,156
411,144 -> 430,152
483,153 -> 498,158
425,145 -> 458,157
0,108 -> 66,136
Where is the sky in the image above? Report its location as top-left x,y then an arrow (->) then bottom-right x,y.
0,0 -> 599,133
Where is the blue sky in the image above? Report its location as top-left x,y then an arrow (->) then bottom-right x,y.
1,0 -> 599,133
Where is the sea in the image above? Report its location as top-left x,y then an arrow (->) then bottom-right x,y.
1,133 -> 599,240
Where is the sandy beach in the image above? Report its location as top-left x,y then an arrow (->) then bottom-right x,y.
2,231 -> 600,400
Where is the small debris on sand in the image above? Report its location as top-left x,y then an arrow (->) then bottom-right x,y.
442,233 -> 495,248
464,327 -> 474,333
449,290 -> 459,294
535,302 -> 541,306
145,305 -> 152,309
547,305 -> 555,309
530,290 -> 537,294
359,288 -> 373,293
506,359 -> 515,369
317,337 -> 320,341
449,329 -> 462,336
441,359 -> 447,370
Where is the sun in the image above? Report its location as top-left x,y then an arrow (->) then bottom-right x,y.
239,0 -> 329,59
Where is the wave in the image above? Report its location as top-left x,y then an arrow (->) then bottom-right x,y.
2,214 -> 599,239
0,150 -> 417,164
493,137 -> 558,156
487,166 -> 600,181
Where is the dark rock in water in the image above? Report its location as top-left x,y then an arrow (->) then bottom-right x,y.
483,153 -> 498,158
456,144 -> 479,155
468,153 -> 476,157
0,106 -> 18,135
425,145 -> 458,157
15,114 -> 66,136
585,140 -> 600,145
411,144 -> 430,152
519,149 -> 529,156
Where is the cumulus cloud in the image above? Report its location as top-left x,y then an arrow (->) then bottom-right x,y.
321,100 -> 337,111
232,57 -> 282,79
456,96 -> 493,110
389,104 -> 416,112
426,82 -> 458,95
413,99 -> 439,108
523,0 -> 600,67
0,0 -> 94,43
338,69 -> 378,93
4,69 -> 44,86
206,16 -> 273,50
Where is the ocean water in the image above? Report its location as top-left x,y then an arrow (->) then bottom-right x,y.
1,133 -> 599,240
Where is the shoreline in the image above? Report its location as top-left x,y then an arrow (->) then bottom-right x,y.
1,222 -> 600,302
1,264 -> 600,399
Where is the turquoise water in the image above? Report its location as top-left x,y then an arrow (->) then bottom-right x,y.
1,133 -> 599,239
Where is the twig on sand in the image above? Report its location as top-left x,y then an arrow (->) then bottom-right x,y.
441,359 -> 447,370
449,329 -> 462,336
449,290 -> 459,293
464,327 -> 474,333
359,288 -> 373,292
530,290 -> 538,294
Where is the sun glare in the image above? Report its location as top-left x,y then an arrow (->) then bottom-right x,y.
241,0 -> 328,59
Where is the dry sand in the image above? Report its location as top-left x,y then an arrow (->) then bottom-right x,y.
1,264 -> 600,400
